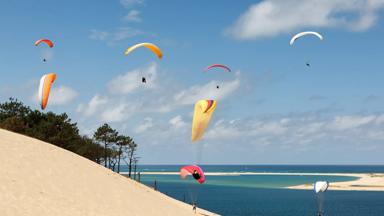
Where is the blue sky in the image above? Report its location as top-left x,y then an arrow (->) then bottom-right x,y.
1,0 -> 384,164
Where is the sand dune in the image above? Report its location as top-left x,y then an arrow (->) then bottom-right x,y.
0,129 -> 217,216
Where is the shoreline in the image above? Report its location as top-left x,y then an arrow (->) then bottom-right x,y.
127,171 -> 373,177
287,173 -> 384,191
128,171 -> 384,191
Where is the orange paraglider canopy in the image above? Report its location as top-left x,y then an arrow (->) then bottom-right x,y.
38,73 -> 56,110
35,39 -> 54,48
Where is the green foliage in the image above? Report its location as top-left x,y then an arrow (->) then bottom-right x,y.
93,123 -> 118,167
0,98 -> 105,163
0,98 -> 31,121
0,98 -> 139,172
0,116 -> 26,133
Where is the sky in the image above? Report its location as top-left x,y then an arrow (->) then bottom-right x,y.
1,0 -> 384,164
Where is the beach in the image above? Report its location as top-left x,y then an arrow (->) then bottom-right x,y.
0,129 -> 217,216
288,173 -> 384,191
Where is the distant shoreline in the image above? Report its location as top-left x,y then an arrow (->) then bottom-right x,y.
127,172 -> 384,191
125,171 -> 374,177
287,173 -> 384,191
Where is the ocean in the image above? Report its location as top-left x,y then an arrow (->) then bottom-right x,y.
122,165 -> 384,216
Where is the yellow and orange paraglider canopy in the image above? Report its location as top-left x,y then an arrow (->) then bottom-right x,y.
124,42 -> 162,59
191,100 -> 217,142
38,73 -> 56,110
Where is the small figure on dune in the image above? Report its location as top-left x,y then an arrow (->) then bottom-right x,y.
192,202 -> 197,213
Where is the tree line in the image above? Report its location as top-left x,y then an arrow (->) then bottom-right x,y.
0,98 -> 138,177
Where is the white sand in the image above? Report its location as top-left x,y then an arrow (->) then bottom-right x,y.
0,129 -> 218,216
288,173 -> 384,191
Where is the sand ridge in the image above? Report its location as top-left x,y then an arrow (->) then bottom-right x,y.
0,129 -> 218,216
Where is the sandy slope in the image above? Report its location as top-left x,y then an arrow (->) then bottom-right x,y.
0,129 -> 217,216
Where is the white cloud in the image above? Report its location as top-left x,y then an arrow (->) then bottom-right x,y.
77,95 -> 108,117
49,86 -> 78,105
89,30 -> 109,41
169,115 -> 186,129
89,27 -> 145,45
135,117 -> 153,133
108,63 -> 157,95
120,0 -> 144,8
123,10 -> 142,22
101,103 -> 130,122
77,65 -> 242,123
33,85 -> 78,106
329,115 -> 376,130
113,27 -> 143,41
227,0 -> 384,40
205,113 -> 384,151
174,72 -> 241,105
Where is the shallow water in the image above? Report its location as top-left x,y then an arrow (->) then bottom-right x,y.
133,164 -> 384,173
140,174 -> 357,189
126,165 -> 384,216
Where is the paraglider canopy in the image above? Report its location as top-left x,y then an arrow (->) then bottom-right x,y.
191,100 -> 217,142
290,31 -> 323,45
180,165 -> 205,184
204,64 -> 231,72
38,73 -> 56,110
35,39 -> 54,48
124,42 -> 162,59
314,181 -> 329,193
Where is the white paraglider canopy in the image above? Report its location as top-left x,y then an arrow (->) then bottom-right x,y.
290,31 -> 323,45
314,181 -> 329,193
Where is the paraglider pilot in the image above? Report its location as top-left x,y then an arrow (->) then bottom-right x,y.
142,77 -> 146,83
192,170 -> 201,180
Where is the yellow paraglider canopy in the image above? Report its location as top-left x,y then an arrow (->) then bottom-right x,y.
191,100 -> 217,142
124,43 -> 163,59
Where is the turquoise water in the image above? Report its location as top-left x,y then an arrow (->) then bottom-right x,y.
133,164 -> 384,173
125,165 -> 384,215
140,174 -> 357,189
